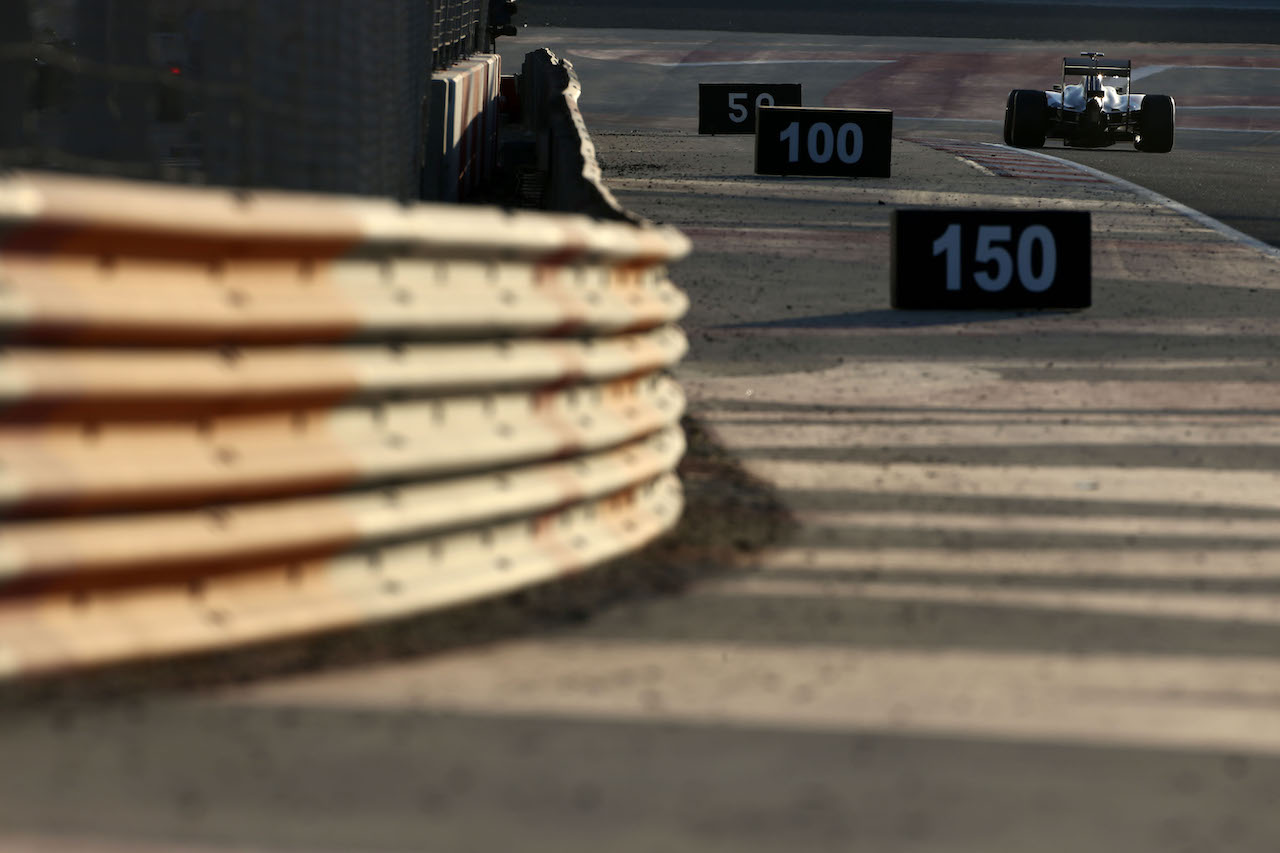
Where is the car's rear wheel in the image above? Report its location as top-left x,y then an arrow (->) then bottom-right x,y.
1002,91 -> 1016,145
1135,94 -> 1175,153
1009,89 -> 1048,148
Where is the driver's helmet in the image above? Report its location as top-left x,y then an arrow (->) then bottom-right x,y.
1084,73 -> 1105,97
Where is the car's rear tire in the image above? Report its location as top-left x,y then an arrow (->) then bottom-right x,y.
1002,91 -> 1016,145
1009,89 -> 1048,148
1135,94 -> 1175,153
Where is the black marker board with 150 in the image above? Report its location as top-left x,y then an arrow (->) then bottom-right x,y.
892,209 -> 1091,309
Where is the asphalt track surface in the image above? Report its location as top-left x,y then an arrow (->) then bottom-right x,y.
522,5 -> 1280,249
6,11 -> 1280,853
528,0 -> 1280,44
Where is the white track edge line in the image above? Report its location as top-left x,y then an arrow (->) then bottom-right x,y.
982,141 -> 1280,263
897,118 -> 1278,135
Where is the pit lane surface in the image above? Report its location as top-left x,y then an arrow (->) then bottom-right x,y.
5,21 -> 1280,853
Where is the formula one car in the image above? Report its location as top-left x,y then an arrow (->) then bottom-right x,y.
1003,52 -> 1175,152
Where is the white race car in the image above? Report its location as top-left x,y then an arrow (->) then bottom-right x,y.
1004,52 -> 1176,153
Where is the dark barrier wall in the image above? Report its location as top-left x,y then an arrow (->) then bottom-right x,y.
0,2 -> 33,152
1,0 -> 513,197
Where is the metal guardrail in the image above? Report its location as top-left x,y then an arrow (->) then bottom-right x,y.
0,474 -> 683,677
0,170 -> 691,679
433,0 -> 488,70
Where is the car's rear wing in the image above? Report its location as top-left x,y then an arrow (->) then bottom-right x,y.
1063,58 -> 1131,78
